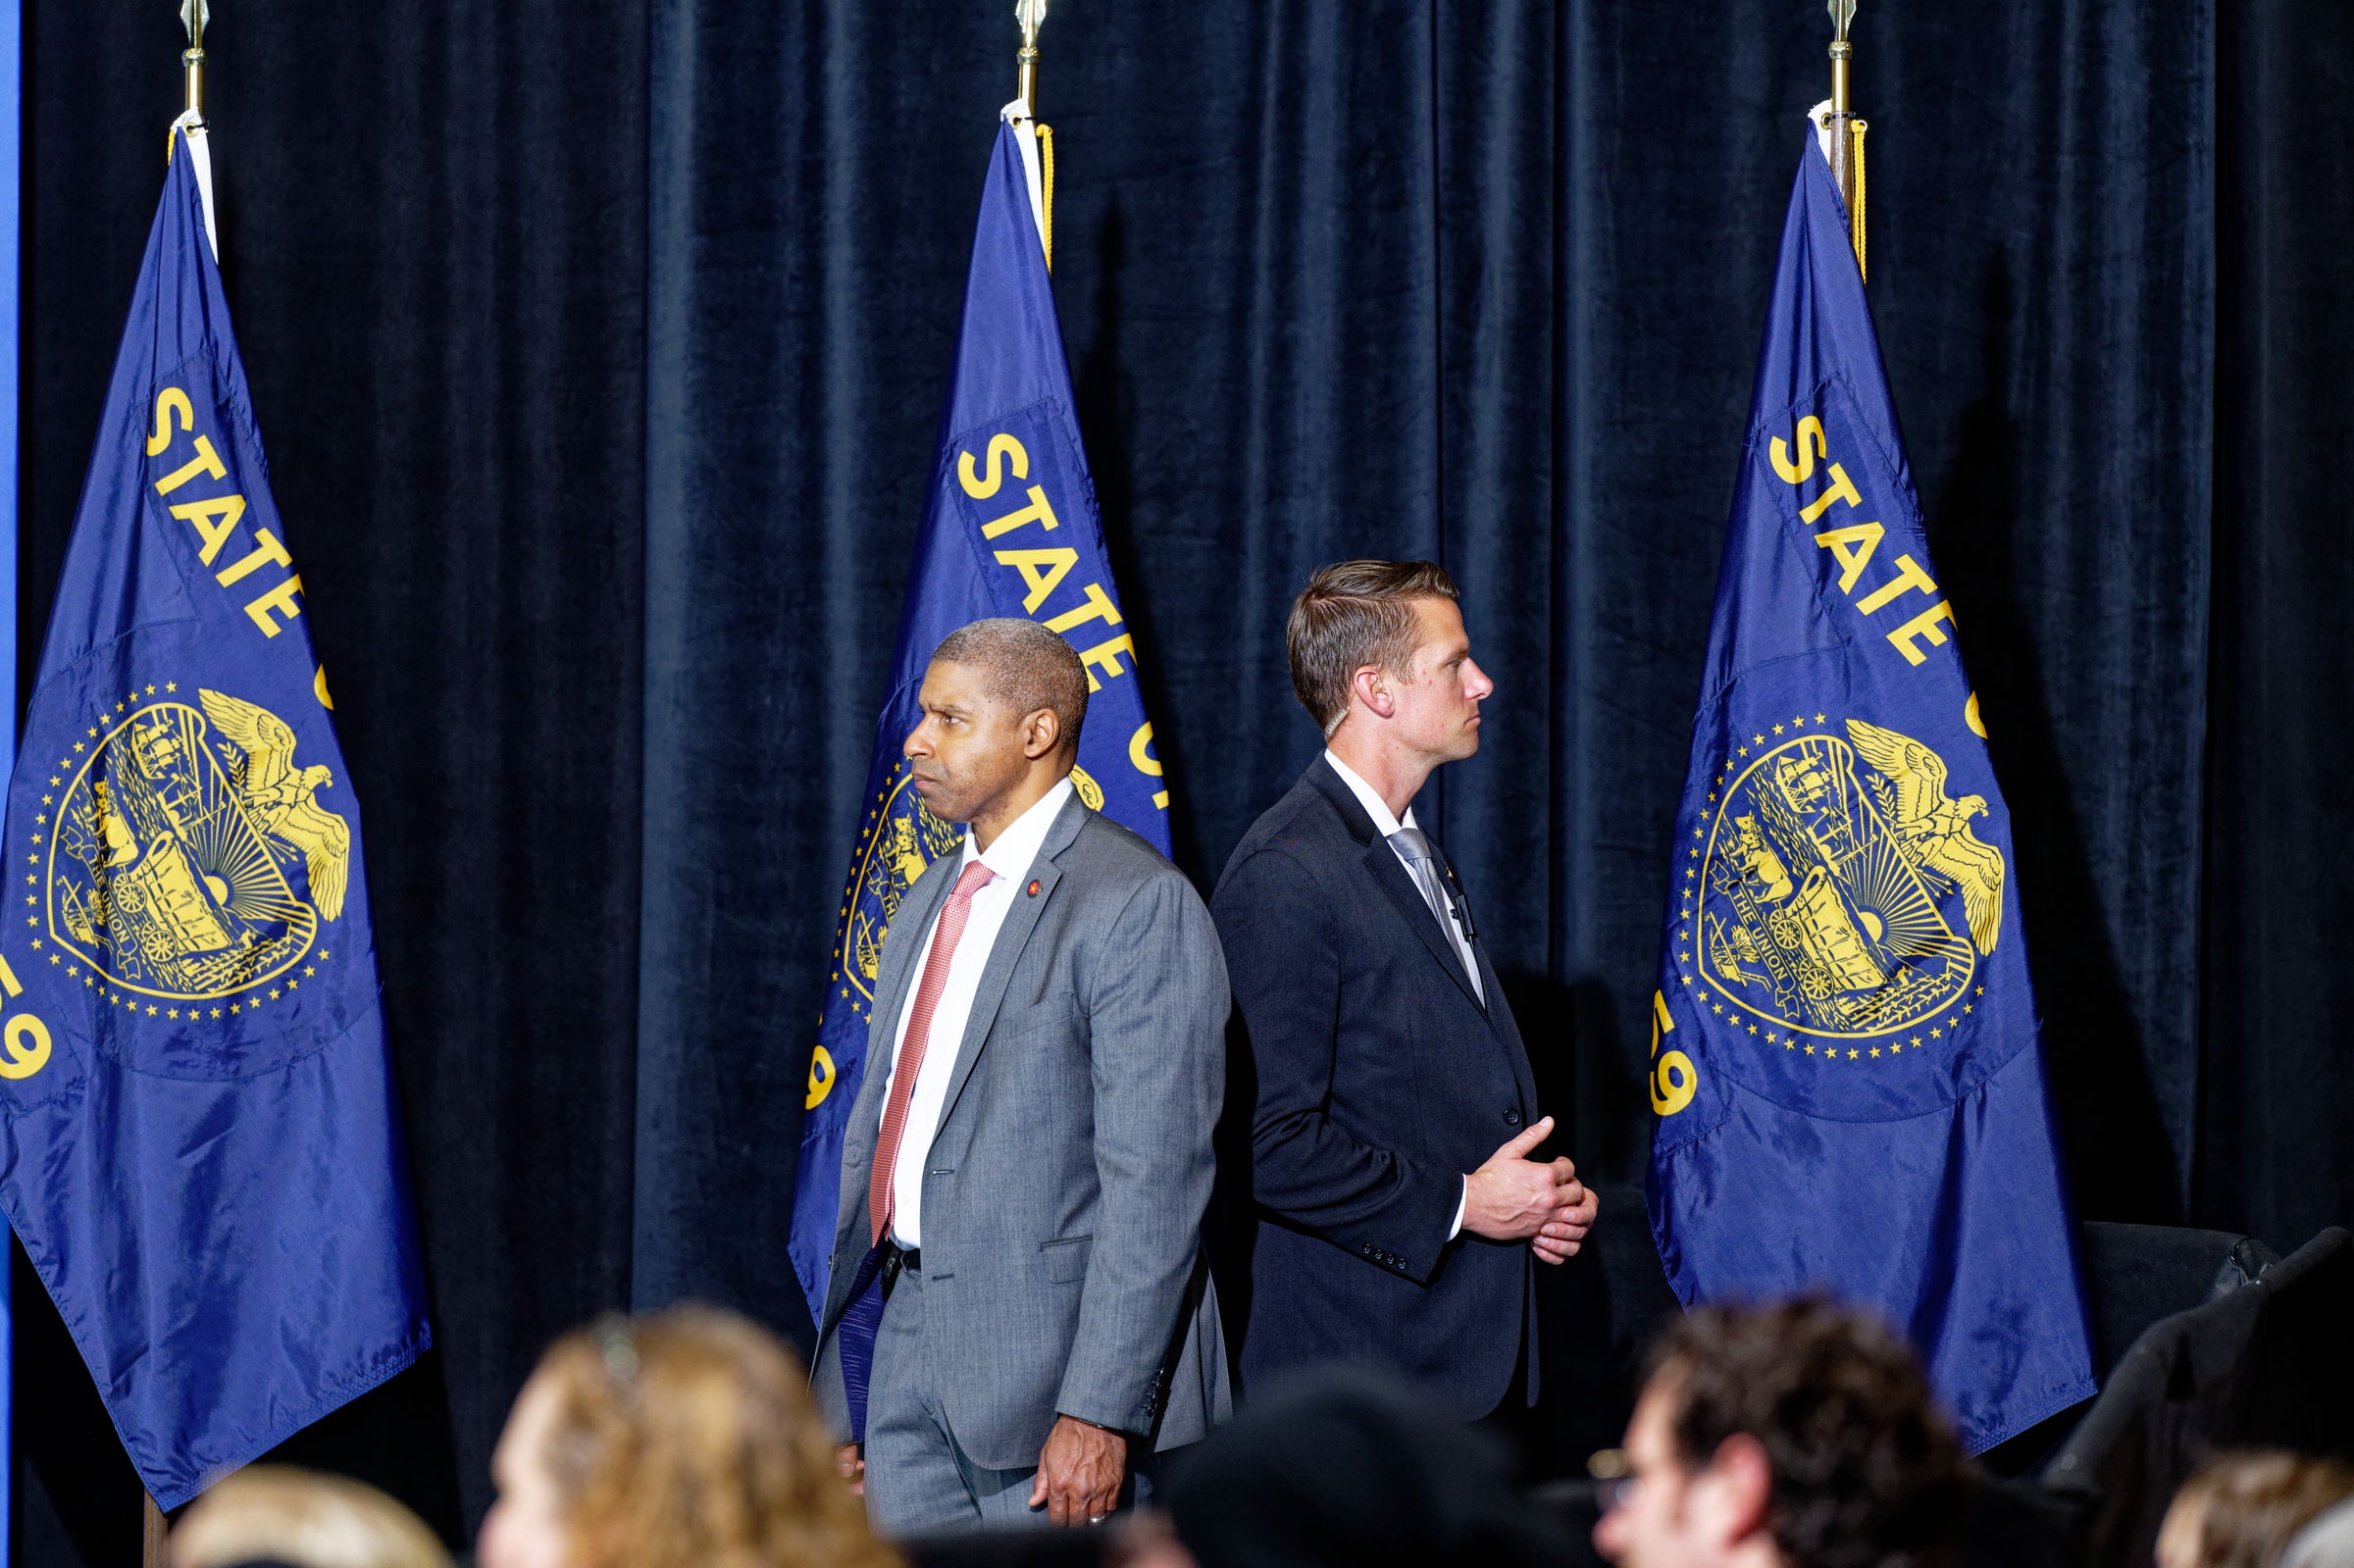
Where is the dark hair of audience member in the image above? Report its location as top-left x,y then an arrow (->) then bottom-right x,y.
2162,1450 -> 2354,1568
501,1305 -> 899,1568
1649,1297 -> 1974,1568
1159,1365 -> 1576,1568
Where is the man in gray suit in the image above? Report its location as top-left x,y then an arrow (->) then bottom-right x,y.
812,618 -> 1229,1534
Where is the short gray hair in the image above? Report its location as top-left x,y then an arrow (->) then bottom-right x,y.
930,618 -> 1089,757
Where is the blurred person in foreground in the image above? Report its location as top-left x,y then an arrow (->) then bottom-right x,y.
171,1466 -> 448,1568
2282,1498 -> 2354,1568
1593,1298 -> 1972,1568
479,1305 -> 898,1568
2156,1451 -> 2354,1568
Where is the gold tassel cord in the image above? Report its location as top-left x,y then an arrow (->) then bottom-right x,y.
1849,118 -> 1868,282
1037,123 -> 1055,273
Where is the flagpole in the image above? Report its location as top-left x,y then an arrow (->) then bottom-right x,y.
142,1494 -> 168,1566
181,0 -> 205,119
1014,0 -> 1042,114
145,11 -> 208,1558
1009,0 -> 1055,271
1823,0 -> 1867,280
1014,0 -> 1045,115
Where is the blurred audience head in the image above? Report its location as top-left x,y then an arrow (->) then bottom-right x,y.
479,1305 -> 898,1568
2157,1450 -> 2354,1568
2280,1498 -> 2354,1568
1593,1297 -> 1971,1568
170,1464 -> 448,1568
1157,1365 -> 1575,1568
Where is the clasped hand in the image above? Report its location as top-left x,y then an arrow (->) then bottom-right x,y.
1463,1114 -> 1598,1263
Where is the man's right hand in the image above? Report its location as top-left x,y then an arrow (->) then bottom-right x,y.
838,1442 -> 865,1495
1463,1115 -> 1584,1246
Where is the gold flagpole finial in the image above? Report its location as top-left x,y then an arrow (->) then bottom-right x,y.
1823,0 -> 1867,279
1014,0 -> 1049,117
1827,0 -> 1856,113
180,0 -> 210,119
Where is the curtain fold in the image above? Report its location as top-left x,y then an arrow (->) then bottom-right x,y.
2199,0 -> 2354,1246
635,0 -> 1009,1329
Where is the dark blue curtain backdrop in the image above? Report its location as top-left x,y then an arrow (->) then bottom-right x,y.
15,0 -> 2352,1556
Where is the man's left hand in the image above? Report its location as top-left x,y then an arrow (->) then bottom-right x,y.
1533,1176 -> 1599,1264
1029,1413 -> 1127,1526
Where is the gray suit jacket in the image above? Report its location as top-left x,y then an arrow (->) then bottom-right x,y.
811,792 -> 1231,1469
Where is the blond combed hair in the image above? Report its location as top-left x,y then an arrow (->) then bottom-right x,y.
537,1306 -> 901,1568
170,1465 -> 449,1568
1286,560 -> 1461,736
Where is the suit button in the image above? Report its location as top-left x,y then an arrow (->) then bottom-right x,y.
1504,1108 -> 1522,1127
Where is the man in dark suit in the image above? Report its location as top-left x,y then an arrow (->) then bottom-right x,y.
1210,559 -> 1599,1420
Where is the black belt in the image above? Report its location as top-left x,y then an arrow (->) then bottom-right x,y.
880,1239 -> 921,1299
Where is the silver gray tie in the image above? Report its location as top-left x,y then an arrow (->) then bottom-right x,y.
1387,828 -> 1484,1002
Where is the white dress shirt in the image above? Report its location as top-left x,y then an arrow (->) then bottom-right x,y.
1323,750 -> 1476,1241
878,776 -> 1076,1248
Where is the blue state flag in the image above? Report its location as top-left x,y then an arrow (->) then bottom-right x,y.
0,126 -> 429,1507
788,108 -> 1174,1331
1645,131 -> 2095,1452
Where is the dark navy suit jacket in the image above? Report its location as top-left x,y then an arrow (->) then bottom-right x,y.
1209,757 -> 1540,1417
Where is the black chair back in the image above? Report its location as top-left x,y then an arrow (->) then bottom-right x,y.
2042,1227 -> 2354,1568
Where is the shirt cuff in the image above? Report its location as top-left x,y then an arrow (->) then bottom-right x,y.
1449,1176 -> 1467,1241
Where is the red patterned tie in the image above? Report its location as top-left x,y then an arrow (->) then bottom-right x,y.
870,858 -> 998,1244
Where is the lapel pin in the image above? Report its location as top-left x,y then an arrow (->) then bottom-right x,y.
1027,880 -> 1042,897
